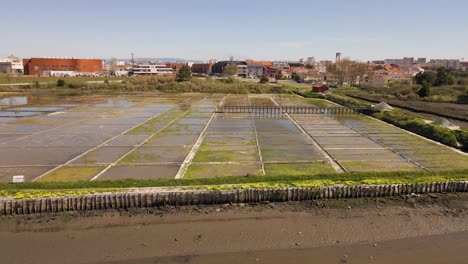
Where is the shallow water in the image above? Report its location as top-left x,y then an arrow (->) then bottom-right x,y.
0,94 -> 467,182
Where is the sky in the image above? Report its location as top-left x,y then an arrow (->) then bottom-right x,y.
1,0 -> 468,62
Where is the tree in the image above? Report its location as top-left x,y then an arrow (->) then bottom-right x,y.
259,75 -> 269,83
434,67 -> 454,86
414,71 -> 436,86
222,64 -> 238,77
349,63 -> 369,86
291,72 -> 301,82
331,58 -> 352,86
417,81 -> 431,97
275,73 -> 283,81
176,65 -> 192,82
57,79 -> 65,87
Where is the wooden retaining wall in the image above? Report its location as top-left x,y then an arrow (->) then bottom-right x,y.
1,181 -> 467,216
215,105 -> 364,116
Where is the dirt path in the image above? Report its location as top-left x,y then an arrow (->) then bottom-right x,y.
0,193 -> 467,264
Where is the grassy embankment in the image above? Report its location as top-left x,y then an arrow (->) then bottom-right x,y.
0,74 -> 124,84
344,90 -> 468,122
353,84 -> 467,104
0,75 -> 288,95
0,170 -> 467,199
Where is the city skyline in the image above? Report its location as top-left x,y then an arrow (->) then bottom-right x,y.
1,0 -> 468,61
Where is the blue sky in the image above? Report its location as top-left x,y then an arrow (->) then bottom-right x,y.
1,0 -> 467,61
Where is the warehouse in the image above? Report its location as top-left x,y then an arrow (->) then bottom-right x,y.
23,58 -> 103,76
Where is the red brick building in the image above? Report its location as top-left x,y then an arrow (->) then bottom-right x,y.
191,63 -> 212,74
312,84 -> 329,93
165,63 -> 187,72
263,66 -> 280,78
23,58 -> 103,75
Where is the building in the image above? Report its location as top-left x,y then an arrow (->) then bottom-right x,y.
23,58 -> 103,76
371,75 -> 391,87
461,62 -> 468,71
263,66 -> 280,79
211,61 -> 247,76
0,62 -> 12,73
408,65 -> 425,76
132,64 -> 174,75
191,63 -> 212,75
426,59 -> 461,70
104,58 -> 131,76
384,57 -> 415,67
306,57 -> 316,66
318,61 -> 333,73
0,55 -> 23,73
273,62 -> 291,78
166,63 -> 187,72
312,84 -> 329,93
417,58 -> 427,64
245,60 -> 264,78
237,64 -> 248,78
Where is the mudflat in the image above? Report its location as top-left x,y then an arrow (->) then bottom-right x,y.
0,193 -> 467,264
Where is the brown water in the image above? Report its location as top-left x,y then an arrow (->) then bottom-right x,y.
1,195 -> 467,264
125,232 -> 468,264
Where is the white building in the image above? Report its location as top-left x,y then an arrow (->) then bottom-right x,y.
273,61 -> 291,77
408,65 -> 425,76
236,65 -> 248,78
0,55 -> 23,73
427,59 -> 461,70
132,64 -> 174,75
384,57 -> 415,67
306,57 -> 316,66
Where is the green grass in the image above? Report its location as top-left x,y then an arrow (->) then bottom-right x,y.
2,169 -> 467,193
303,98 -> 338,107
0,189 -> 118,199
193,149 -> 239,162
0,74 -> 124,84
184,163 -> 263,179
193,147 -> 258,162
264,162 -> 337,176
278,82 -> 311,93
340,161 -> 420,172
37,167 -> 103,182
120,152 -> 158,163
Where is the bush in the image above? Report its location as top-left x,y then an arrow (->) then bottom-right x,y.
260,76 -> 269,83
417,82 -> 431,97
373,110 -> 458,147
57,79 -> 65,87
453,130 -> 468,151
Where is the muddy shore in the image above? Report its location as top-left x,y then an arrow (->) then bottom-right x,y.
0,193 -> 467,263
